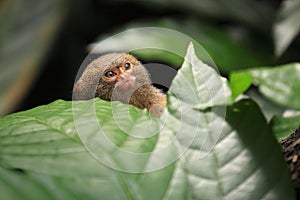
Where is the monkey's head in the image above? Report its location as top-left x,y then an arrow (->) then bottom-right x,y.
73,53 -> 151,102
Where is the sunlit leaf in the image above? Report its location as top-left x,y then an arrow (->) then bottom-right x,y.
231,63 -> 300,110
271,113 -> 300,141
229,71 -> 253,99
166,43 -> 294,199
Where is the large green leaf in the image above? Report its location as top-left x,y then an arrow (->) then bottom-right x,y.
166,43 -> 294,199
223,99 -> 294,199
230,63 -> 300,110
0,43 -> 295,199
0,167 -> 53,200
273,0 -> 300,56
0,166 -> 127,200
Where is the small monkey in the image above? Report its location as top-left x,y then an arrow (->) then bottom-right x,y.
73,53 -> 166,117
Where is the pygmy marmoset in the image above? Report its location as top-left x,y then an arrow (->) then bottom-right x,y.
73,53 -> 166,117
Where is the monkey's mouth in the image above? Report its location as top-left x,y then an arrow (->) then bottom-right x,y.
115,78 -> 136,92
121,80 -> 135,91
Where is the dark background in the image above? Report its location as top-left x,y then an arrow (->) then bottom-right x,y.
18,0 -> 185,112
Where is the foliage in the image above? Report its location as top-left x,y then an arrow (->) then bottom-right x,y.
1,0 -> 300,199
0,43 -> 296,199
91,0 -> 300,143
231,63 -> 300,110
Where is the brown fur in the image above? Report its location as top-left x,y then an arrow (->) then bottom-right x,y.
73,53 -> 166,117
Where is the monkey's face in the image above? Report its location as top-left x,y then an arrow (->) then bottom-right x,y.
102,61 -> 136,92
96,54 -> 151,102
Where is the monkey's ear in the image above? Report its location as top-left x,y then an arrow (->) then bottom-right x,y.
73,79 -> 85,100
73,79 -> 98,100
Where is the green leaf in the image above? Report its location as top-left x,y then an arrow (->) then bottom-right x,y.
250,63 -> 300,110
90,23 -> 214,69
0,43 -> 295,199
0,167 -> 54,200
0,166 -> 128,200
0,100 -> 112,177
168,42 -> 232,111
224,99 -> 294,199
274,0 -> 300,56
231,63 -> 300,110
72,99 -> 164,172
245,88 -> 286,122
166,43 -> 294,199
271,113 -> 300,141
229,71 -> 253,99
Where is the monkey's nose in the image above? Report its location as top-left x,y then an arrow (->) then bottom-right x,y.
120,73 -> 136,81
119,73 -> 127,80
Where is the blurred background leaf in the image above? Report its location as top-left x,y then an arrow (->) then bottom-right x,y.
0,0 -> 67,116
273,0 -> 300,56
112,0 -> 277,32
91,19 -> 272,74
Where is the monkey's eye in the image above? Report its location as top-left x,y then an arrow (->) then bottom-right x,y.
124,62 -> 131,70
104,71 -> 116,78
